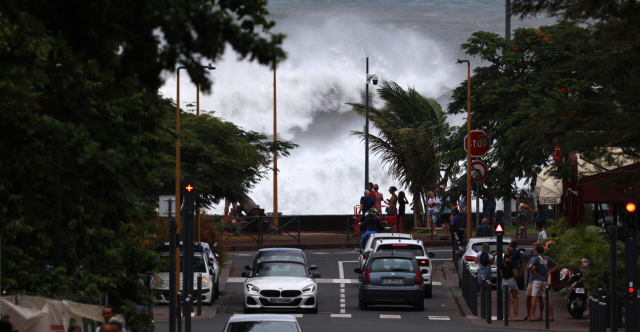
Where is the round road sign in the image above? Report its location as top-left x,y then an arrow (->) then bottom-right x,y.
470,160 -> 488,183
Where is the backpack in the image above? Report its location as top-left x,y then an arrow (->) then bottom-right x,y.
479,252 -> 490,266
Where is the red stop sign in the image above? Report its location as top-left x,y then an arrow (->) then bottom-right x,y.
464,130 -> 490,157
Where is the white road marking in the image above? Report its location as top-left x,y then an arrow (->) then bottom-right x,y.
340,289 -> 345,293
380,315 -> 401,319
340,294 -> 345,298
432,281 -> 442,286
491,316 -> 497,320
429,316 -> 451,320
310,252 -> 330,255
340,303 -> 345,308
340,309 -> 346,314
331,314 -> 351,318
340,283 -> 345,287
338,261 -> 358,279
340,299 -> 345,303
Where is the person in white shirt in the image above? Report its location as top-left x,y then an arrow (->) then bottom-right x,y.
427,191 -> 441,236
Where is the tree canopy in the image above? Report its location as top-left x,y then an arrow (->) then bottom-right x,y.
0,2 -> 291,330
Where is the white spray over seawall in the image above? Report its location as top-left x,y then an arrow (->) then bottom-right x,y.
159,2 -> 556,215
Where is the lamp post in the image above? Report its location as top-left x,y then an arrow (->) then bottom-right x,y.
457,59 -> 472,240
364,57 -> 378,189
195,63 -> 215,242
175,66 -> 185,302
273,61 -> 278,227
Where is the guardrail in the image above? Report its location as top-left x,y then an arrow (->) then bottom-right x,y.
222,216 -> 301,245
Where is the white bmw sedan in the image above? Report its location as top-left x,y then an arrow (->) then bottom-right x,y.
243,260 -> 319,314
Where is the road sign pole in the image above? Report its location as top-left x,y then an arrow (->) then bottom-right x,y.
497,230 -> 503,320
624,197 -> 637,331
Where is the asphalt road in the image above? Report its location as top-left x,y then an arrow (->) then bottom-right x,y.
154,247 -> 535,332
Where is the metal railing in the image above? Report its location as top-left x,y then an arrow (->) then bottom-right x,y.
223,216 -> 301,245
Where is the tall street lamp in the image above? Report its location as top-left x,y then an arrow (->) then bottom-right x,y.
457,59 -> 472,240
365,57 -> 378,189
195,63 -> 215,242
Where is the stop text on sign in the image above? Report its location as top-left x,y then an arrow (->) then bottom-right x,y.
464,130 -> 490,157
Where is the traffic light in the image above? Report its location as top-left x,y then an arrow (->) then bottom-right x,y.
184,175 -> 195,213
624,195 -> 637,237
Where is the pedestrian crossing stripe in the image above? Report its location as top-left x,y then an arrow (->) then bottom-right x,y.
380,315 -> 401,319
428,316 -> 450,320
331,314 -> 351,318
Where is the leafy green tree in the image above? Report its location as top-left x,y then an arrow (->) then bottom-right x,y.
0,0 -> 286,92
448,22 -> 594,197
349,80 -> 452,224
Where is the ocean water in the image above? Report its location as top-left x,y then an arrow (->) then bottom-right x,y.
158,0 -> 555,215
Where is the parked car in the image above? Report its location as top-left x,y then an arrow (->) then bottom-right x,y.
354,252 -> 426,311
355,233 -> 414,270
371,238 -> 436,298
242,248 -> 320,313
152,242 -> 218,305
456,237 -> 527,288
223,314 -> 302,332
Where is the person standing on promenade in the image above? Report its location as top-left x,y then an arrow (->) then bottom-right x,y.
397,191 -> 409,232
373,184 -> 383,211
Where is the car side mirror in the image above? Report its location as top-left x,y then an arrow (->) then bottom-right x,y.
363,252 -> 370,259
454,250 -> 462,255
311,272 -> 321,278
241,271 -> 249,278
308,265 -> 318,271
354,268 -> 362,274
244,265 -> 252,271
209,268 -> 215,276
428,252 -> 436,258
421,269 -> 428,274
355,247 -> 363,253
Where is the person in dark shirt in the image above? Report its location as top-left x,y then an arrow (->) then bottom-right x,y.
359,190 -> 375,215
510,240 -> 523,267
475,218 -> 494,237
450,208 -> 465,245
500,248 -> 522,320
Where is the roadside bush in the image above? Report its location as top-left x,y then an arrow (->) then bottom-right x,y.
546,224 -> 638,308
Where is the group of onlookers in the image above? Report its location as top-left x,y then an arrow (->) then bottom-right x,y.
358,182 -> 409,232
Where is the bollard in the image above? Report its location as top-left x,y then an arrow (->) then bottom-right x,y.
598,302 -> 606,332
504,284 -> 509,326
545,286 -> 550,329
462,265 -> 467,304
481,276 -> 486,319
591,298 -> 599,332
471,271 -> 477,316
197,274 -> 202,316
487,280 -> 492,324
177,293 -> 182,332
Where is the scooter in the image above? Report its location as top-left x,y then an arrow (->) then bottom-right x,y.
560,259 -> 589,319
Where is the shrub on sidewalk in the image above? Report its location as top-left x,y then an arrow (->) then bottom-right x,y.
546,224 -> 639,308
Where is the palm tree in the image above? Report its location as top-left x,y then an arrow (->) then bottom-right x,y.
349,80 -> 452,227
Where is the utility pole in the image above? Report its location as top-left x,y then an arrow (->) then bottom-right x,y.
196,85 -> 200,242
273,62 -> 279,227
457,59 -> 472,240
175,66 -> 185,300
503,0 -> 513,227
365,57 -> 369,189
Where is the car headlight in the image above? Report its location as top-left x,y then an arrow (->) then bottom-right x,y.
154,276 -> 166,288
302,284 -> 316,293
201,276 -> 209,287
246,284 -> 259,293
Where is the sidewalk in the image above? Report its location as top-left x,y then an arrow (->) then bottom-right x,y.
441,262 -> 594,331
223,231 -> 538,251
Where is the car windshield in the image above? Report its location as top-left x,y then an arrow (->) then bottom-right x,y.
376,244 -> 424,257
256,253 -> 305,264
226,321 -> 300,332
368,258 -> 416,273
254,262 -> 307,277
159,253 -> 207,273
471,243 -> 509,253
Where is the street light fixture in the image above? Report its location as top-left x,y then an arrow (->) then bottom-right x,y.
365,57 -> 378,189
195,63 -> 215,242
457,59 -> 472,240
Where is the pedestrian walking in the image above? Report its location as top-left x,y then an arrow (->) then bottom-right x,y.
450,208 -> 465,245
384,186 -> 398,216
475,218 -> 493,237
532,220 -> 548,248
475,243 -> 494,294
527,245 -> 558,321
516,198 -> 536,238
397,191 -> 409,232
358,190 -> 375,215
500,248 -> 523,320
481,186 -> 497,227
427,191 -> 440,236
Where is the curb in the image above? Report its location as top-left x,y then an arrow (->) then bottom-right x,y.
219,260 -> 233,293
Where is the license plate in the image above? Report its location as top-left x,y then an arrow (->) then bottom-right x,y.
575,288 -> 585,294
382,278 -> 403,284
270,298 -> 291,304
